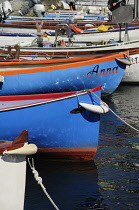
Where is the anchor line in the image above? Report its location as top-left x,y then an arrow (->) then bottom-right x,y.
91,92 -> 139,132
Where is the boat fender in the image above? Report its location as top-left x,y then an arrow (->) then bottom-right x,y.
71,24 -> 83,33
3,144 -> 38,156
97,25 -> 114,31
115,57 -> 131,65
79,103 -> 109,114
0,75 -> 4,83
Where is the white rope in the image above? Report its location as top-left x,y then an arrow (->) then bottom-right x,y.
28,158 -> 60,210
92,92 -> 139,132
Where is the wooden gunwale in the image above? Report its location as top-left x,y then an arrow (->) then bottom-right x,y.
0,55 -> 102,65
0,86 -> 102,102
0,51 -> 128,75
1,20 -> 139,30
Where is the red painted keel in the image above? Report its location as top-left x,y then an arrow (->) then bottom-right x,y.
38,147 -> 98,161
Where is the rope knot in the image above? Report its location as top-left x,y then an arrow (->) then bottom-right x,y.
28,158 -> 59,210
32,168 -> 42,184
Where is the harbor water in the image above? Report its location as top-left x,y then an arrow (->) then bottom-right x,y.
24,84 -> 139,210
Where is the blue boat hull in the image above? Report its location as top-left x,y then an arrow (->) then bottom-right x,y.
0,57 -> 126,96
0,88 -> 102,160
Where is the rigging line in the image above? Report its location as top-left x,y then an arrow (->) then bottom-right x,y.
92,92 -> 139,132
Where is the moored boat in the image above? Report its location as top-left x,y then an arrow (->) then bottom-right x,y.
4,38 -> 138,56
0,32 -> 37,47
2,19 -> 139,33
0,130 -> 37,210
0,51 -> 128,95
0,86 -> 108,161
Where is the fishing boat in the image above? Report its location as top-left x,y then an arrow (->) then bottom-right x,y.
0,50 -> 128,95
7,38 -> 139,85
0,22 -> 138,48
2,32 -> 137,55
0,19 -> 132,32
3,28 -> 137,85
0,130 -> 37,210
0,86 -> 108,161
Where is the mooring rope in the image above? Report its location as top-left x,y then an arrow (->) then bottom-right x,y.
92,92 -> 139,132
28,158 -> 60,210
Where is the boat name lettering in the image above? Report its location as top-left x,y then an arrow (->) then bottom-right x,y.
131,57 -> 139,64
86,65 -> 119,78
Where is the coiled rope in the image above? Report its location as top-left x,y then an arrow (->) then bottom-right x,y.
92,92 -> 139,132
28,158 -> 60,210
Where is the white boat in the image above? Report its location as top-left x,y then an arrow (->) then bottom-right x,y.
122,49 -> 139,83
71,26 -> 139,43
0,32 -> 37,47
0,130 -> 37,210
11,39 -> 139,54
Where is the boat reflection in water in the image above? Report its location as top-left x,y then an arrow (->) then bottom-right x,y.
24,159 -> 105,210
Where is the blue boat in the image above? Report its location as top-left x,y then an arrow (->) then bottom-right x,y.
8,13 -> 107,21
0,52 -> 128,96
0,86 -> 108,160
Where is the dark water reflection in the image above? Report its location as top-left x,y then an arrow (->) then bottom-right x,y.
24,85 -> 139,210
24,160 -> 103,210
96,85 -> 139,210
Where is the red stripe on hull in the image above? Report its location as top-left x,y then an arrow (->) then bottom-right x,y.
38,147 -> 97,161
